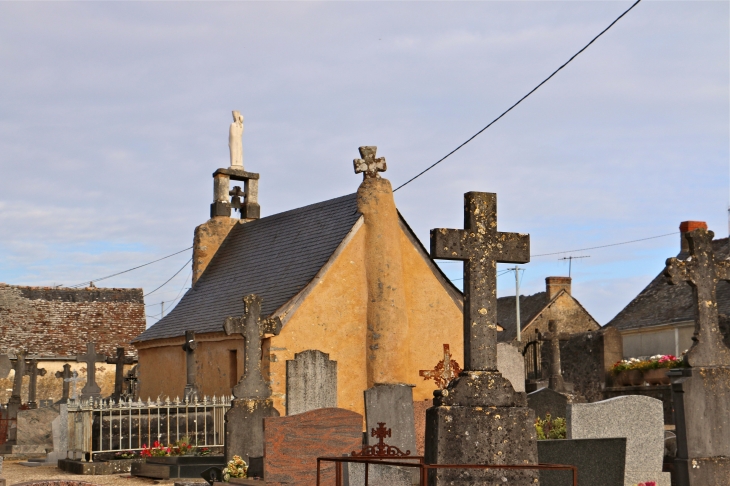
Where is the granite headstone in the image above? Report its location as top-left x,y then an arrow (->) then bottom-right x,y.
537,437 -> 626,486
286,350 -> 337,415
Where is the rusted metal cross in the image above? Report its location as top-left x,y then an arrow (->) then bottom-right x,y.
353,146 -> 387,179
419,344 -> 462,389
224,294 -> 282,399
106,347 -> 134,403
665,227 -> 730,367
431,192 -> 529,371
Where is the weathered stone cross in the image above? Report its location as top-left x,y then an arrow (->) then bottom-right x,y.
27,358 -> 47,408
665,227 -> 730,367
419,344 -> 463,390
106,347 -> 134,403
9,349 -> 28,404
182,330 -> 199,400
224,294 -> 282,399
77,343 -> 107,401
538,321 -> 571,393
55,363 -> 73,403
353,146 -> 387,179
431,192 -> 529,371
65,371 -> 81,400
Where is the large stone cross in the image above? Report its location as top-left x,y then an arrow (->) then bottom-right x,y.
10,350 -> 28,402
77,343 -> 107,400
27,358 -> 47,408
224,294 -> 282,399
182,330 -> 199,400
353,146 -> 387,179
431,192 -> 529,371
106,347 -> 134,403
538,321 -> 571,393
665,227 -> 730,367
55,363 -> 73,403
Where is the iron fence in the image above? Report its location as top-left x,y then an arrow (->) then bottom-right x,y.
523,340 -> 543,381
66,395 -> 231,459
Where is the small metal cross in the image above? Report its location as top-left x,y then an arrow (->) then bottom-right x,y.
419,344 -> 462,389
353,146 -> 387,179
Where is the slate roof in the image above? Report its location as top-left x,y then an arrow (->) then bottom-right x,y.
134,193 -> 361,342
606,237 -> 730,331
496,292 -> 550,342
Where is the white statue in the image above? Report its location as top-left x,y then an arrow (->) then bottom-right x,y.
229,110 -> 244,169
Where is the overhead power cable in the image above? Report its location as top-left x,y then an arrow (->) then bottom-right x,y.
392,0 -> 642,193
531,232 -> 677,257
69,246 -> 192,288
143,258 -> 193,298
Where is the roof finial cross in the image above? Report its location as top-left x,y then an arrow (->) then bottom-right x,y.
353,146 -> 387,179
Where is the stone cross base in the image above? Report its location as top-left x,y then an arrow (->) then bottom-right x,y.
224,398 -> 279,464
672,367 -> 730,486
425,372 -> 538,486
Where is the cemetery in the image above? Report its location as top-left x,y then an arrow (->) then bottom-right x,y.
0,117 -> 728,486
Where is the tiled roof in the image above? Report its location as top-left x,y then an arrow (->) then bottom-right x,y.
606,237 -> 730,331
496,292 -> 551,342
134,193 -> 361,342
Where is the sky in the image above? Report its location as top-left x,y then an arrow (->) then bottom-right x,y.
0,1 -> 727,328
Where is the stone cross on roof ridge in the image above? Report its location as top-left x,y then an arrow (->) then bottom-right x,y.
224,294 -> 282,399
430,192 -> 529,371
664,227 -> 730,367
353,146 -> 387,179
77,342 -> 107,400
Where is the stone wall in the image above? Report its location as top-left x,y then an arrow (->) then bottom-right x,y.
549,327 -> 623,402
518,292 -> 601,351
0,284 -> 145,357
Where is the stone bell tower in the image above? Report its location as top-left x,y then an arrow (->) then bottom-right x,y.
192,111 -> 260,285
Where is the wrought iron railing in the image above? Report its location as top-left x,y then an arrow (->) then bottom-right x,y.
523,340 -> 543,381
66,395 -> 231,458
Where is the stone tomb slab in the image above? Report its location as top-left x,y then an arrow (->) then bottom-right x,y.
567,395 -> 669,486
263,407 -> 362,485
537,437 -> 626,486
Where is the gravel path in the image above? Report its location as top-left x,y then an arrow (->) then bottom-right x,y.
2,461 -> 208,486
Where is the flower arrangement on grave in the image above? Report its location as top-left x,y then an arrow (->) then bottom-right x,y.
631,482 -> 656,486
222,455 -> 248,482
534,413 -> 566,440
114,450 -> 138,459
139,437 -> 216,457
140,441 -> 169,457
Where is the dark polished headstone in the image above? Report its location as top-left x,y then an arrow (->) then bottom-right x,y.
537,438 -> 626,486
426,192 -> 536,486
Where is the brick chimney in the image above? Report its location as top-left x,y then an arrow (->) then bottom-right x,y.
546,276 -> 571,300
679,221 -> 708,254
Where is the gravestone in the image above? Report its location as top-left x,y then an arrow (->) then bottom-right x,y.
76,343 -> 107,401
45,404 -> 68,463
27,359 -> 47,409
527,388 -> 570,421
664,226 -> 730,485
425,192 -> 537,486
223,294 -> 282,463
285,349 -> 337,415
16,405 -> 60,453
567,395 -> 669,486
497,342 -> 526,393
7,349 -> 29,422
263,408 -> 362,485
182,331 -> 199,401
106,347 -> 134,403
0,355 -> 12,379
55,364 -> 73,404
538,438 -> 626,486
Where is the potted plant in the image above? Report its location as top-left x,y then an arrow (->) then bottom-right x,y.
642,355 -> 684,385
611,358 -> 644,386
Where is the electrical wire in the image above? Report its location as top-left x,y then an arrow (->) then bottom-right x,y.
392,0 -> 642,193
531,232 -> 678,257
143,258 -> 192,298
69,246 -> 192,288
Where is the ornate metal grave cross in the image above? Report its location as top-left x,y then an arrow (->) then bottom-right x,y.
77,343 -> 107,400
430,192 -> 530,371
353,146 -> 387,179
419,344 -> 462,390
224,294 -> 282,399
65,371 -> 81,400
351,422 -> 411,457
55,364 -> 73,403
665,227 -> 730,367
537,321 -> 571,393
182,330 -> 199,400
106,347 -> 134,403
27,358 -> 47,408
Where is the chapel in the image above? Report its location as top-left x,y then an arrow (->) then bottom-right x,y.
133,120 -> 471,417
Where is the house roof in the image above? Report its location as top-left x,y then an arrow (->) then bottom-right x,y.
606,237 -> 730,331
496,292 -> 551,342
134,193 -> 362,342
